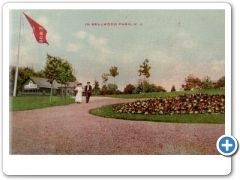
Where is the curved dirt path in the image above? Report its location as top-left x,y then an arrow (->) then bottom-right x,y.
10,97 -> 224,155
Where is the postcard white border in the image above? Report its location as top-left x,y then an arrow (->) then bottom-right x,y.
3,2 -> 231,175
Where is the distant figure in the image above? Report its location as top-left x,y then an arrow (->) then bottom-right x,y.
75,83 -> 83,104
85,82 -> 92,103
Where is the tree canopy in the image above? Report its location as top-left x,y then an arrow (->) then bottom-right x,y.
44,54 -> 74,101
109,66 -> 119,85
138,59 -> 151,93
181,74 -> 202,91
102,73 -> 110,84
138,59 -> 151,79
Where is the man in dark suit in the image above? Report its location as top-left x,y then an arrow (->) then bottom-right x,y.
85,82 -> 92,103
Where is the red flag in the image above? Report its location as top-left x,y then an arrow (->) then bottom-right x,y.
23,12 -> 49,45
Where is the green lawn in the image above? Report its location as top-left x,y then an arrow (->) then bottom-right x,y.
10,89 -> 225,124
90,104 -> 225,124
104,89 -> 225,99
10,96 -> 75,111
91,89 -> 225,124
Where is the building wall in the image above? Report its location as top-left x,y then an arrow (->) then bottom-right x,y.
59,87 -> 75,96
21,78 -> 58,96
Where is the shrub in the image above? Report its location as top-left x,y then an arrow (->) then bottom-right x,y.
124,84 -> 135,94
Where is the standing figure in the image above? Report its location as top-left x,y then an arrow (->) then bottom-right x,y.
75,83 -> 83,103
85,82 -> 92,103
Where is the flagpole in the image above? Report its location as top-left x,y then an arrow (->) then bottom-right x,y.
13,14 -> 22,97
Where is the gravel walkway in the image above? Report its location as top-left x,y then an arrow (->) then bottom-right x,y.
10,97 -> 224,155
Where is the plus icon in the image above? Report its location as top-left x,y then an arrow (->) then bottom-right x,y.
217,135 -> 238,156
222,139 -> 233,151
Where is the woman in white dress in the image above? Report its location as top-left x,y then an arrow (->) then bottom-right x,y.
75,83 -> 83,103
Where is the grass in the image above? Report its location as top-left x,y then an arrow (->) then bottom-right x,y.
10,96 -> 75,111
104,89 -> 225,99
90,104 -> 225,124
10,89 -> 225,124
91,89 -> 225,124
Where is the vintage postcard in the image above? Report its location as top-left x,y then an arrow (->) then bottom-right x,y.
3,2 -> 232,175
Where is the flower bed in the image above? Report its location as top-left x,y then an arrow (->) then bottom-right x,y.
113,94 -> 225,115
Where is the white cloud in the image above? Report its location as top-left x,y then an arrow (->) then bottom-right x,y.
75,31 -> 88,39
166,28 -> 197,53
66,43 -> 80,52
48,32 -> 61,44
108,38 -> 224,91
11,45 -> 45,69
85,34 -> 113,63
36,16 -> 49,26
88,35 -> 107,48
72,31 -> 111,61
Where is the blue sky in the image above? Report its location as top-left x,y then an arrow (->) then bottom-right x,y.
9,9 -> 225,91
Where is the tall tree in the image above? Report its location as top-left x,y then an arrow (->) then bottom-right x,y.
109,66 -> 119,85
138,59 -> 151,93
107,83 -> 118,92
9,66 -> 35,95
181,74 -> 202,91
93,80 -> 100,95
56,59 -> 74,98
44,54 -> 62,102
171,85 -> 176,92
102,73 -> 110,85
35,70 -> 46,78
201,76 -> 213,89
215,76 -> 225,89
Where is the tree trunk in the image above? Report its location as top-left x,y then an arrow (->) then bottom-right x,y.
50,83 -> 53,103
61,83 -> 63,99
65,84 -> 66,99
142,76 -> 145,93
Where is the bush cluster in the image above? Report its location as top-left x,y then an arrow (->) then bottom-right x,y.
113,94 -> 225,115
